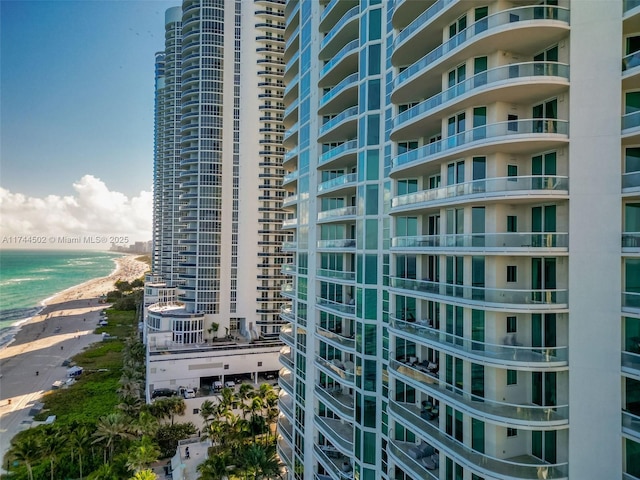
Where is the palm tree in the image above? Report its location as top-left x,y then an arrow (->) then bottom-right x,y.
132,410 -> 159,437
11,435 -> 40,480
238,383 -> 255,404
197,452 -> 233,480
167,396 -> 186,425
118,394 -> 143,417
125,436 -> 160,473
129,469 -> 157,480
41,427 -> 65,480
199,399 -> 217,429
88,463 -> 117,480
239,443 -> 281,480
69,425 -> 91,480
93,412 -> 133,463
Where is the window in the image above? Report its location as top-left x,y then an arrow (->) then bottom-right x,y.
507,216 -> 518,232
507,265 -> 517,282
507,316 -> 517,333
507,369 -> 518,385
507,428 -> 518,437
507,164 -> 518,179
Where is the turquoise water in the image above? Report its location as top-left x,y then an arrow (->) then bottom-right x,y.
0,250 -> 122,344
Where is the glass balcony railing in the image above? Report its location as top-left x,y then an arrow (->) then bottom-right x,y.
394,5 -> 570,91
317,205 -> 357,221
390,277 -> 568,306
283,122 -> 299,142
390,317 -> 568,365
277,437 -> 294,467
623,292 -> 640,309
315,356 -> 355,384
281,263 -> 296,274
393,0 -> 454,51
317,238 -> 357,249
623,233 -> 640,248
280,305 -> 295,322
319,107 -> 359,138
393,119 -> 569,170
314,444 -> 354,480
623,51 -> 640,72
284,73 -> 299,97
283,170 -> 299,184
278,416 -> 294,445
392,232 -> 568,249
315,415 -> 354,453
315,385 -> 355,420
318,173 -> 357,193
281,241 -> 297,251
279,393 -> 294,419
387,440 -> 438,480
625,0 -> 640,13
389,401 -> 569,479
317,268 -> 356,281
281,283 -> 294,294
320,40 -> 359,79
622,351 -> 640,372
623,111 -> 640,131
283,146 -> 299,164
623,410 -> 640,439
286,49 -> 300,73
394,63 -> 569,129
316,325 -> 356,350
280,349 -> 294,369
284,25 -> 299,52
392,176 -> 568,209
285,0 -> 300,28
280,328 -> 294,347
319,140 -> 358,166
320,73 -> 359,109
320,6 -> 359,52
281,218 -> 298,229
279,371 -> 294,395
316,296 -> 356,315
389,359 -> 569,425
623,171 -> 640,189
284,97 -> 299,119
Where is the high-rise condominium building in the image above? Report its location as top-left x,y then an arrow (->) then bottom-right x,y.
278,1 -> 639,479
145,0 -> 290,399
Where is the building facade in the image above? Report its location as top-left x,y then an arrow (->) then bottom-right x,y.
146,0 -> 290,399
278,1 -> 639,479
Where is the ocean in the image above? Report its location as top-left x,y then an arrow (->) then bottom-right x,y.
0,250 -> 122,347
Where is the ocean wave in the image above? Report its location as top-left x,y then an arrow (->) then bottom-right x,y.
0,306 -> 43,324
0,277 -> 47,286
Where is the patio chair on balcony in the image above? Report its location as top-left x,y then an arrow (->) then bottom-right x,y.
421,453 -> 440,470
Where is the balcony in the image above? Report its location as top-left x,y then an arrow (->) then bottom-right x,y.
624,112 -> 640,144
623,292 -> 640,313
280,282 -> 295,299
284,73 -> 299,102
316,325 -> 356,351
390,317 -> 568,368
278,415 -> 294,446
279,369 -> 294,395
317,205 -> 357,223
318,140 -> 358,169
282,193 -> 298,209
314,444 -> 354,480
389,359 -> 568,427
319,73 -> 359,115
315,385 -> 355,421
316,297 -> 356,316
391,232 -> 568,254
277,437 -> 294,469
279,348 -> 294,369
391,176 -> 569,212
392,6 -> 570,103
320,0 -> 358,32
318,173 -> 358,197
283,122 -> 299,148
317,238 -> 357,250
315,415 -> 354,455
282,170 -> 299,187
390,277 -> 568,311
624,233 -> 640,253
319,39 -> 359,88
622,351 -> 640,376
623,410 -> 640,441
280,326 -> 295,347
387,440 -> 438,480
391,119 -> 569,176
392,62 -> 570,139
317,268 -> 356,282
284,25 -> 299,60
318,107 -> 359,143
388,401 -> 569,479
623,171 -> 640,191
279,392 -> 294,420
319,6 -> 359,61
315,356 -> 355,385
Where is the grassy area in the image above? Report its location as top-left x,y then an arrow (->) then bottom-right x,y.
135,254 -> 151,267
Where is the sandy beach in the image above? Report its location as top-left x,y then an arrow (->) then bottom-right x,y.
0,254 -> 149,467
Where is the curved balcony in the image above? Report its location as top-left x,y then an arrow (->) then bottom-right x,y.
283,122 -> 299,148
277,437 -> 294,469
318,140 -> 358,169
282,146 -> 298,169
389,402 -> 569,479
391,119 -> 569,176
314,415 -> 354,455
319,40 -> 359,88
319,73 -> 359,115
316,296 -> 356,317
284,50 -> 299,83
282,194 -> 298,211
623,410 -> 640,441
392,6 -> 570,104
278,415 -> 294,446
623,171 -> 640,191
623,351 -> 640,377
317,268 -> 355,282
279,392 -> 294,420
282,169 -> 299,187
283,73 -> 299,102
389,359 -> 569,427
284,25 -> 299,61
387,440 -> 438,480
284,0 -> 299,34
318,173 -> 358,196
390,317 -> 568,368
316,325 -> 355,351
315,385 -> 355,421
283,97 -> 299,125
391,0 -> 430,30
317,205 -> 357,223
390,277 -> 568,312
280,326 -> 295,348
279,369 -> 294,396
317,238 -> 357,250
280,348 -> 294,370
392,62 -> 570,139
391,232 -> 568,255
315,356 -> 355,385
623,111 -> 640,144
314,444 -> 354,480
318,107 -> 359,143
280,282 -> 295,300
281,217 -> 298,230
623,292 -> 640,314
320,0 -> 358,31
391,176 -> 568,213
319,6 -> 359,61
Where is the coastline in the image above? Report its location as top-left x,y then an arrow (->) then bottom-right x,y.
0,254 -> 149,467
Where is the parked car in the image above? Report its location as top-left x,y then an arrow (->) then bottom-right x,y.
183,388 -> 196,399
151,388 -> 177,399
212,381 -> 223,391
224,380 -> 236,389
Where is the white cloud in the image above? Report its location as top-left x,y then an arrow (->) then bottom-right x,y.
0,175 -> 152,248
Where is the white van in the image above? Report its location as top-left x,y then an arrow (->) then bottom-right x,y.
212,381 -> 223,391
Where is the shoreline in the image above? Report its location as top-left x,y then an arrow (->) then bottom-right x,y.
0,254 -> 149,467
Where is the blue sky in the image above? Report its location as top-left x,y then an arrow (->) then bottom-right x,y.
0,0 -> 176,244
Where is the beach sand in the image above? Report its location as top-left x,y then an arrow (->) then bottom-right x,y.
0,254 -> 149,468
